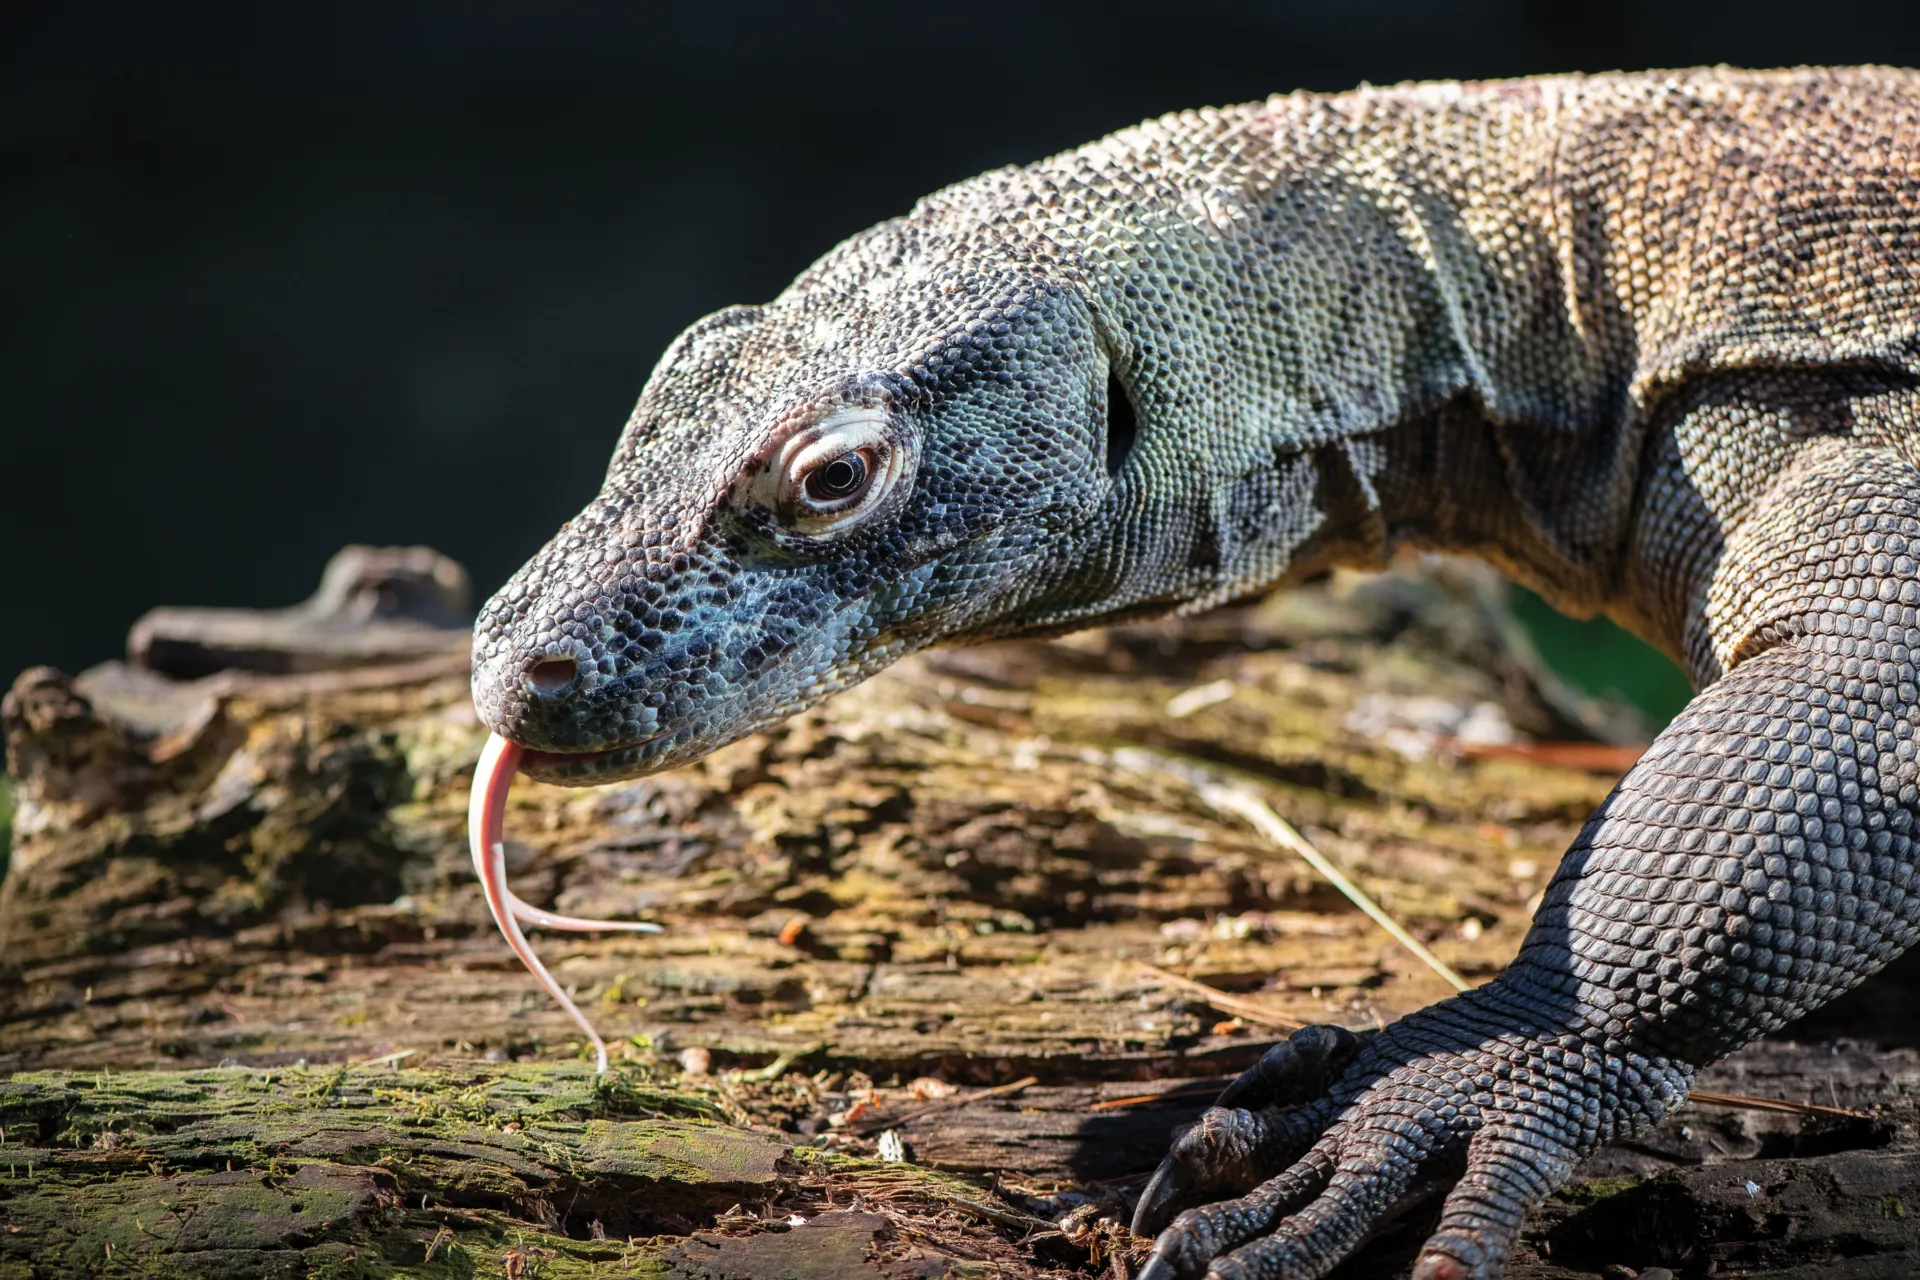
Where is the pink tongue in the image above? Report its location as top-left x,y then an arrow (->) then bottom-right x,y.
468,732 -> 615,1072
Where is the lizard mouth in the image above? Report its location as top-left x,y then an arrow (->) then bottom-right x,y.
515,735 -> 667,784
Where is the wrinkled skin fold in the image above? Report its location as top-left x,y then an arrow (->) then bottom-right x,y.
471,69 -> 1920,1278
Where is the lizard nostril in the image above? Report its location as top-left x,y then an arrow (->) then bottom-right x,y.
527,657 -> 579,698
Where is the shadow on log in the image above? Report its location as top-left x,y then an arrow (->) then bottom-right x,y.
1,547 -> 1914,1278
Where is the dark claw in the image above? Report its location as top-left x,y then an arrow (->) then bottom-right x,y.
1135,1253 -> 1179,1280
1214,1023 -> 1365,1111
1132,1152 -> 1190,1238
1131,1102 -> 1330,1238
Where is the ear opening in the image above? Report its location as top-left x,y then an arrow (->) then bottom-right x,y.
1104,366 -> 1139,478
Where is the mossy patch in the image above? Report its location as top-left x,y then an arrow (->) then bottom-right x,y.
1555,1173 -> 1644,1205
0,1063 -> 1041,1280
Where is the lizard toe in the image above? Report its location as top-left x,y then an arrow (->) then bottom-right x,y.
1213,1024 -> 1369,1111
1200,1132 -> 1429,1279
1408,1124 -> 1578,1280
1132,1099 -> 1336,1237
1140,1145 -> 1337,1279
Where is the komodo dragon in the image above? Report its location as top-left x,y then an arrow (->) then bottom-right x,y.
465,67 -> 1920,1279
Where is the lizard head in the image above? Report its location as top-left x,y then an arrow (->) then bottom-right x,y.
470,207 -> 1135,783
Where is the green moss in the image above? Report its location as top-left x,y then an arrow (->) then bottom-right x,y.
0,1065 -> 823,1280
1556,1173 -> 1644,1204
0,1062 -> 1056,1280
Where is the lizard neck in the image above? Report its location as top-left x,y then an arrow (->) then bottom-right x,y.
1008,83 -> 1625,629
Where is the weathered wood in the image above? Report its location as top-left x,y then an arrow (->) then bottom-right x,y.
2,551 -> 1914,1278
0,1046 -> 1911,1278
0,1062 -> 1042,1279
126,544 -> 471,679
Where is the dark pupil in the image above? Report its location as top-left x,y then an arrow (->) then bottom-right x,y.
812,454 -> 867,499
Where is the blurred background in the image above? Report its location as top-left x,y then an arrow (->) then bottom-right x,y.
10,0 -> 1920,728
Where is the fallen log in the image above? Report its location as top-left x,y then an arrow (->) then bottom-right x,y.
1,550 -> 1913,1278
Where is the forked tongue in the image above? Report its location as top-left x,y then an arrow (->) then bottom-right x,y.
469,731 -> 662,1074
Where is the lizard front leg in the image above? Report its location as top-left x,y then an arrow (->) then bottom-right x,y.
1136,439 -> 1920,1279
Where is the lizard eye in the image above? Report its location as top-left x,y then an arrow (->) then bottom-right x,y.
801,450 -> 873,507
747,406 -> 914,537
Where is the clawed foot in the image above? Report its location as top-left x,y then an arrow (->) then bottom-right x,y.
1132,1024 -> 1367,1238
1131,1004 -> 1688,1279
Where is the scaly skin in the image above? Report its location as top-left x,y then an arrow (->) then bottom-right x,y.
470,68 -> 1920,1278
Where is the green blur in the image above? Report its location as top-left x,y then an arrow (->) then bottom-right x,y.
1512,588 -> 1694,732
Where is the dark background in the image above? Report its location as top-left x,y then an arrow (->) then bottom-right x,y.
6,0 -> 1920,690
